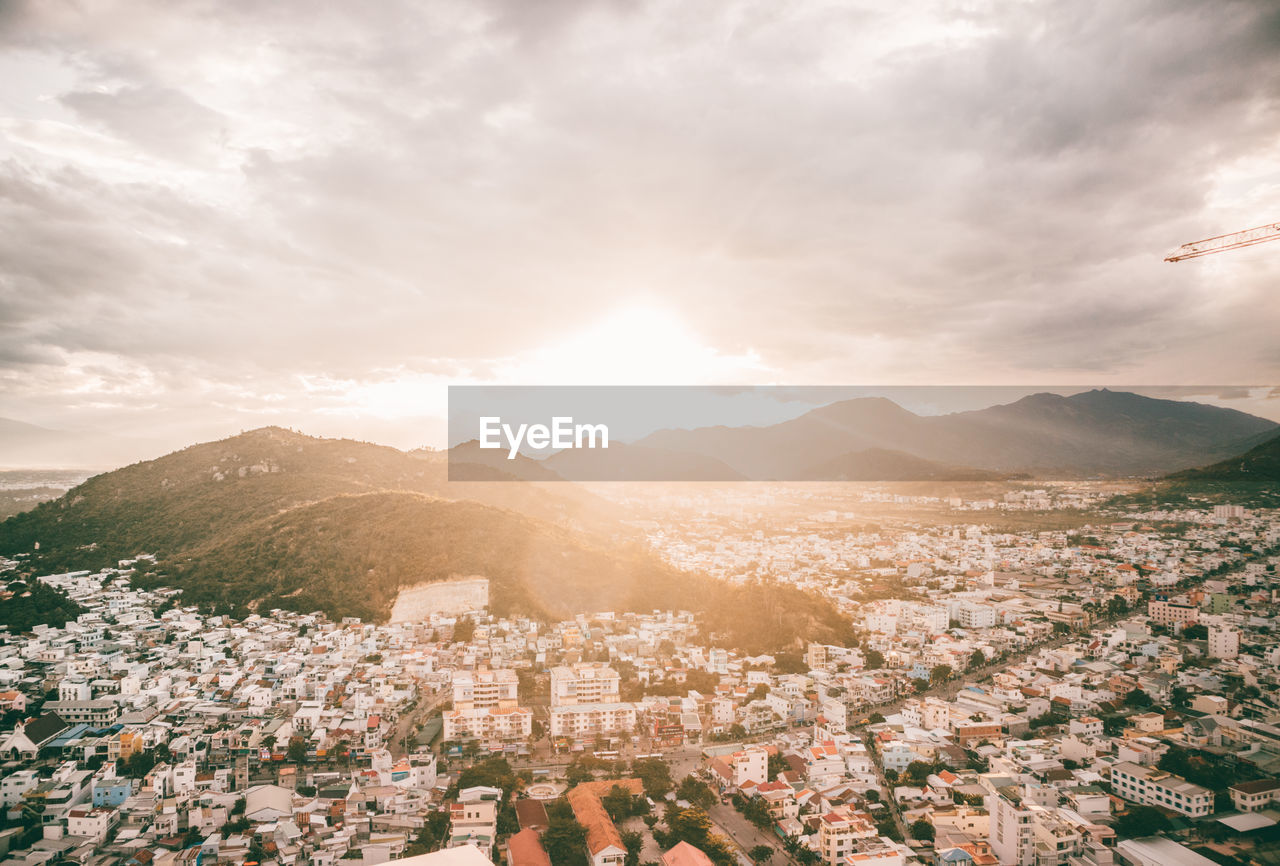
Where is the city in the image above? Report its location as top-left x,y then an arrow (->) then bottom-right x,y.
1,499 -> 1277,866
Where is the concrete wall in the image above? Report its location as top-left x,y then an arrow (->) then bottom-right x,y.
389,577 -> 489,623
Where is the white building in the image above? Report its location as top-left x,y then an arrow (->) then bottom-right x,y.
443,669 -> 532,743
444,705 -> 532,742
1208,625 -> 1239,660
66,807 -> 117,842
550,664 -> 621,706
549,703 -> 636,739
957,603 -> 996,629
986,786 -> 1038,866
1110,761 -> 1213,817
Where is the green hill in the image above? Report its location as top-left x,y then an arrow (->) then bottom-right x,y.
1160,431 -> 1280,504
0,427 -> 854,652
1120,432 -> 1280,507
0,427 -> 607,573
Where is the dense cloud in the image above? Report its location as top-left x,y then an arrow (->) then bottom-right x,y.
1,0 -> 1279,449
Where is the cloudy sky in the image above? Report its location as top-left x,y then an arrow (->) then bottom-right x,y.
2,0 -> 1280,458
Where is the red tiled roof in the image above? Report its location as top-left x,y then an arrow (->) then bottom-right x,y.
662,841 -> 716,866
507,828 -> 551,866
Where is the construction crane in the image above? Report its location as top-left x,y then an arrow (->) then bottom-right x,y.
1165,221 -> 1280,261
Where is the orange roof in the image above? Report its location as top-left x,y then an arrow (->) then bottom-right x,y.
567,780 -> 644,856
662,841 -> 716,866
507,828 -> 551,866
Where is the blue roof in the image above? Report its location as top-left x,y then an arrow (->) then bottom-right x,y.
49,723 -> 93,747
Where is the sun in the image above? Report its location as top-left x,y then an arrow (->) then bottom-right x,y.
497,304 -> 767,386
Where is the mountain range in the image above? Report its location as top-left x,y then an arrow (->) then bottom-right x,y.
621,389 -> 1277,480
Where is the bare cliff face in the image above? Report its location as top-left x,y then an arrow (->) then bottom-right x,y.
389,576 -> 489,623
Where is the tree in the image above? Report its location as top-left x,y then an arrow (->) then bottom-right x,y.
1030,712 -> 1064,729
930,664 -> 953,686
631,757 -> 674,799
1112,805 -> 1171,840
543,816 -> 589,866
904,760 -> 942,786
621,830 -> 643,866
456,756 -> 518,798
1102,715 -> 1128,737
603,785 -> 637,822
750,845 -> 775,864
452,616 -> 475,643
910,819 -> 935,842
498,801 -> 520,835
122,749 -> 158,779
287,738 -> 308,765
678,776 -> 717,810
864,649 -> 886,669
728,723 -> 747,740
739,796 -> 772,830
1124,689 -> 1152,709
666,808 -> 736,866
966,650 -> 986,672
768,752 -> 790,781
404,811 -> 450,856
566,760 -> 596,787
772,652 -> 809,674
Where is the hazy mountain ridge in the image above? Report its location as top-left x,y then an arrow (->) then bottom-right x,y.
636,390 -> 1277,479
0,416 -> 157,470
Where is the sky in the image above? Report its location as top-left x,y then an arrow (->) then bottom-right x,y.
2,0 -> 1280,458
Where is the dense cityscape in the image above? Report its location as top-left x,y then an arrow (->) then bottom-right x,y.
2,498 -> 1278,866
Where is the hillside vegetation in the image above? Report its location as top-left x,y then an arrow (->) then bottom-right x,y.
0,427 -> 608,573
0,428 -> 853,652
1121,432 -> 1280,507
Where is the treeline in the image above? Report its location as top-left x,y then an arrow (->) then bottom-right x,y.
0,581 -> 83,631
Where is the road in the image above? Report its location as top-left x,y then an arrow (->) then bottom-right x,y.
862,730 -> 910,843
390,690 -> 449,757
707,800 -> 795,865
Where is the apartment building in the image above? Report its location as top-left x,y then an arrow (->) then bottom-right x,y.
549,703 -> 636,739
816,808 -> 878,866
1208,625 -> 1239,660
1230,779 -> 1280,812
550,664 -> 621,706
1147,599 -> 1199,629
1110,762 -> 1212,817
986,786 -> 1039,866
443,705 -> 532,742
451,669 -> 519,709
